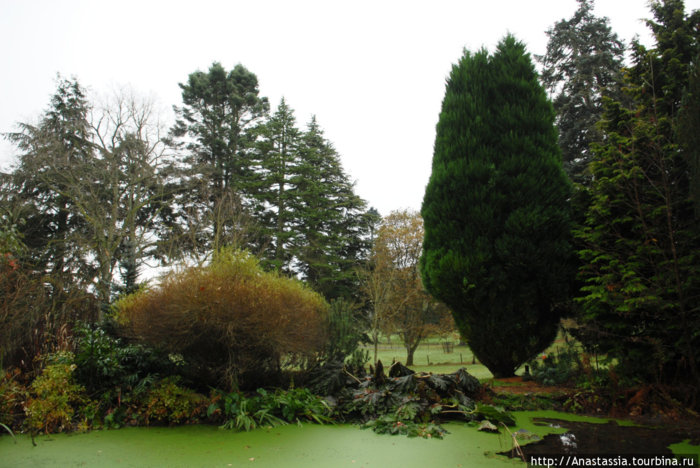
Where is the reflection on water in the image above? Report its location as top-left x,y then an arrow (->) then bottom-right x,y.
559,432 -> 577,451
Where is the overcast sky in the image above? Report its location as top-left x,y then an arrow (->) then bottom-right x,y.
2,0 -> 698,216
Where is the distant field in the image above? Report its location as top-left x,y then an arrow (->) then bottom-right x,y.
361,334 -> 492,378
362,332 -> 573,380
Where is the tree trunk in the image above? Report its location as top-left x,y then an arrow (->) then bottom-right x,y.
406,347 -> 415,366
373,335 -> 379,367
405,341 -> 421,367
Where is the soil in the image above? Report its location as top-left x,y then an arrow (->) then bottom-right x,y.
488,376 -> 572,395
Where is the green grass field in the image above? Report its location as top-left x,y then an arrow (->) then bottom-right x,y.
362,332 -> 573,380
362,334 -> 492,378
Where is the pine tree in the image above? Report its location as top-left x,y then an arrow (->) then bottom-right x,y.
168,62 -> 269,254
256,98 -> 302,272
292,117 -> 374,300
539,0 -> 625,184
420,36 -> 572,377
577,0 -> 700,389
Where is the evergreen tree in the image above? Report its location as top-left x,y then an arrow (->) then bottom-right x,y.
577,0 -> 700,389
679,60 -> 700,218
292,117 -> 375,300
5,81 -> 170,315
420,36 -> 572,377
5,77 -> 93,293
256,98 -> 302,271
539,0 -> 625,184
168,62 -> 269,255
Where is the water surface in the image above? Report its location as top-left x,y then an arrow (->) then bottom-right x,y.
2,411 -> 697,467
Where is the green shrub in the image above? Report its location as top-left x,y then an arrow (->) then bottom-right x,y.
324,299 -> 368,362
141,376 -> 207,425
24,352 -> 93,434
73,323 -> 176,398
307,299 -> 370,395
115,248 -> 328,390
210,387 -> 333,431
528,343 -> 581,386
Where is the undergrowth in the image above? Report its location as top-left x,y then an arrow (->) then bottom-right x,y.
208,387 -> 333,431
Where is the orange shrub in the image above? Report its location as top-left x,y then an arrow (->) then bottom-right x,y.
114,249 -> 328,390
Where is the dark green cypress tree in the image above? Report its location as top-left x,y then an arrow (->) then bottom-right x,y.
420,35 -> 572,377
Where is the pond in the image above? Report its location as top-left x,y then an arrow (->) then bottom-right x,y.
501,411 -> 700,465
1,411 -> 698,467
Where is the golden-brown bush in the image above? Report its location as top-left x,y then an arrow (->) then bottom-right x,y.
114,249 -> 328,390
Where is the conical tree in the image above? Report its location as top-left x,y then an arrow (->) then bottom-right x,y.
420,36 -> 572,377
292,116 -> 374,300
256,98 -> 302,272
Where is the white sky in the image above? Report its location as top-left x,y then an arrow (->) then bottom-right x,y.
2,0 -> 698,216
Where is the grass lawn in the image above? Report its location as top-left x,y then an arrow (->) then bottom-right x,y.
364,336 -> 493,379
363,332 -> 574,381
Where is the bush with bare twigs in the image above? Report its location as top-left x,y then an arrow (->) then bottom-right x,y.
113,249 -> 328,390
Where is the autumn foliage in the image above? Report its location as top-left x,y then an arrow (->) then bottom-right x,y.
113,249 -> 328,390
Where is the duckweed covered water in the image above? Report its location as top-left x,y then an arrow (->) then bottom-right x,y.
1,411 -> 697,467
0,424 -> 521,468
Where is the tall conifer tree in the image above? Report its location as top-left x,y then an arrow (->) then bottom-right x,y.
577,0 -> 700,388
168,63 -> 269,255
256,98 -> 302,271
539,0 -> 625,184
421,36 -> 572,377
293,117 -> 374,299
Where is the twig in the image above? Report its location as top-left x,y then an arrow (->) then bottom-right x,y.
500,422 -> 525,462
343,367 -> 362,385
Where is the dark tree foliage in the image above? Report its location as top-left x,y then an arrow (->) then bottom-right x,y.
168,62 -> 269,253
255,98 -> 302,272
539,0 -> 625,184
679,59 -> 700,219
420,36 -> 572,378
4,77 -> 93,289
577,0 -> 700,392
171,62 -> 268,197
292,117 -> 376,300
249,101 -> 374,295
6,80 -> 171,315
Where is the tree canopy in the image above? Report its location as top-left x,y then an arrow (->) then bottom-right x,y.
421,35 -> 572,377
576,0 -> 700,390
539,0 -> 625,184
